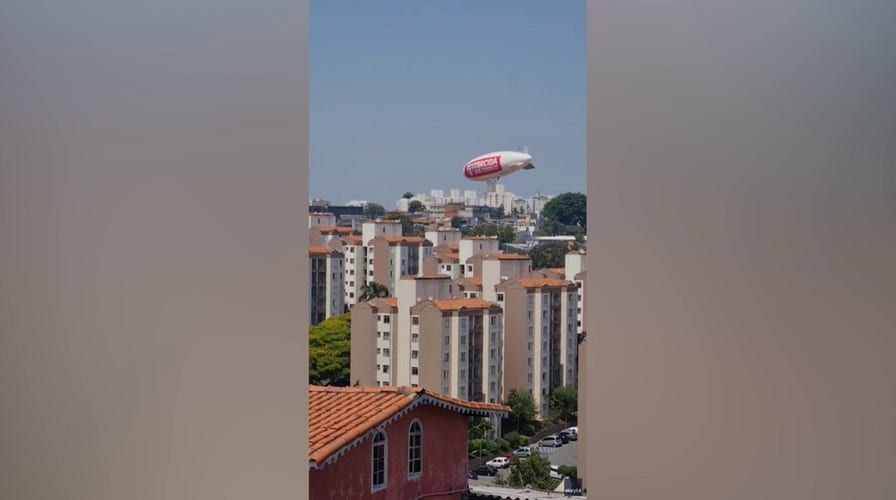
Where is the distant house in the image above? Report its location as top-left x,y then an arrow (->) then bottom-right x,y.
309,385 -> 510,500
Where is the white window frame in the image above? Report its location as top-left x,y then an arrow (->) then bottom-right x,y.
408,419 -> 423,479
371,429 -> 388,493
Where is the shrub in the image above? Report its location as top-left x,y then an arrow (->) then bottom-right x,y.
495,438 -> 510,452
558,465 -> 578,478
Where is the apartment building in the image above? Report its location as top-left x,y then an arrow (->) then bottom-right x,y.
361,219 -> 403,246
310,246 -> 345,325
349,297 -> 399,387
309,212 -> 337,228
409,299 -> 504,405
368,235 -> 433,294
495,278 -> 578,418
329,235 -> 366,309
459,237 -> 500,277
480,253 -> 533,302
424,228 -> 462,246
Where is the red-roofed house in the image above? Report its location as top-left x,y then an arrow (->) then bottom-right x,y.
309,385 -> 510,500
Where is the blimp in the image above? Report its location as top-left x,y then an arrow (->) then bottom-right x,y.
462,148 -> 534,184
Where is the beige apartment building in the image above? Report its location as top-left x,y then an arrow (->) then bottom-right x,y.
349,297 -> 399,387
495,277 -> 578,418
409,299 -> 504,404
309,246 -> 345,325
367,235 -> 433,294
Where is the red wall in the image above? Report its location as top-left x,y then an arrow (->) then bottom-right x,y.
310,404 -> 470,500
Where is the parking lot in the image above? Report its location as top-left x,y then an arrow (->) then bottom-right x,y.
470,439 -> 578,486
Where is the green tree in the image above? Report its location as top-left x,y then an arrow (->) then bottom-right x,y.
384,213 -> 414,235
364,202 -> 385,219
557,465 -> 578,479
359,281 -> 389,301
496,225 -> 517,246
402,192 -> 414,199
451,216 -> 466,229
541,192 -> 586,229
528,241 -> 579,270
507,452 -> 557,491
408,200 -> 425,213
468,418 -> 494,459
308,313 -> 351,386
549,385 -> 578,426
504,388 -> 537,434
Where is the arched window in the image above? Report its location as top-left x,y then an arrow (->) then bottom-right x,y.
408,420 -> 422,477
371,430 -> 387,492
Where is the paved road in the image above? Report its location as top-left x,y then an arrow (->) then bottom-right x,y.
544,439 -> 578,467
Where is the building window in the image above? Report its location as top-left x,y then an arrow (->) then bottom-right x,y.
412,366 -> 419,375
460,335 -> 467,344
412,334 -> 419,343
383,315 -> 390,324
412,316 -> 419,326
383,348 -> 390,357
444,336 -> 450,346
443,369 -> 449,379
372,430 -> 387,491
382,365 -> 390,373
412,350 -> 418,359
460,352 -> 466,362
490,316 -> 496,325
383,332 -> 390,341
497,293 -> 504,301
408,420 -> 422,477
490,348 -> 496,359
444,353 -> 449,362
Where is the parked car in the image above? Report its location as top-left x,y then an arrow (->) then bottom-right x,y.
549,465 -> 565,480
556,431 -> 572,444
539,435 -> 562,448
513,446 -> 532,458
565,427 -> 578,441
470,465 -> 497,477
486,456 -> 511,469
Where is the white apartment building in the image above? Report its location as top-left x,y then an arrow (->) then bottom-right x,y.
309,246 -> 345,325
349,297 -> 399,387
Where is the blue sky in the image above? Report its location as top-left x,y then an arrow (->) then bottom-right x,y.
310,1 -> 585,207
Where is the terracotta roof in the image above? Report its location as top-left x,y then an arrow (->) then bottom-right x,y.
380,297 -> 398,308
485,253 -> 530,261
317,226 -> 357,235
309,385 -> 510,467
457,276 -> 483,287
412,274 -> 451,280
344,235 -> 363,244
515,278 -> 572,288
439,255 -> 460,263
379,235 -> 430,245
309,246 -> 340,256
432,298 -> 498,311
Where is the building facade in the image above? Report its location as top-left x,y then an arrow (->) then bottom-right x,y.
495,278 -> 578,417
310,246 -> 345,325
309,385 -> 509,500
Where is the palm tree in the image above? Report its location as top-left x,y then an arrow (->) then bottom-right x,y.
469,418 -> 494,460
359,281 -> 390,301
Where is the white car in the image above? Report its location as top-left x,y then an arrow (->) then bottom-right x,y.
565,427 -> 578,440
486,456 -> 511,469
513,446 -> 532,458
550,465 -> 565,480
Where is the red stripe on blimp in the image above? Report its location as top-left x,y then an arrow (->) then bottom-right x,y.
464,155 -> 502,179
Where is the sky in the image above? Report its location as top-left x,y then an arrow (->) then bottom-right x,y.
310,0 -> 585,207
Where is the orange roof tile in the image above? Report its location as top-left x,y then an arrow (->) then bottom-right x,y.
516,278 -> 572,288
308,385 -> 509,467
309,246 -> 339,256
344,235 -> 363,244
432,298 -> 497,311
488,253 -> 530,261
